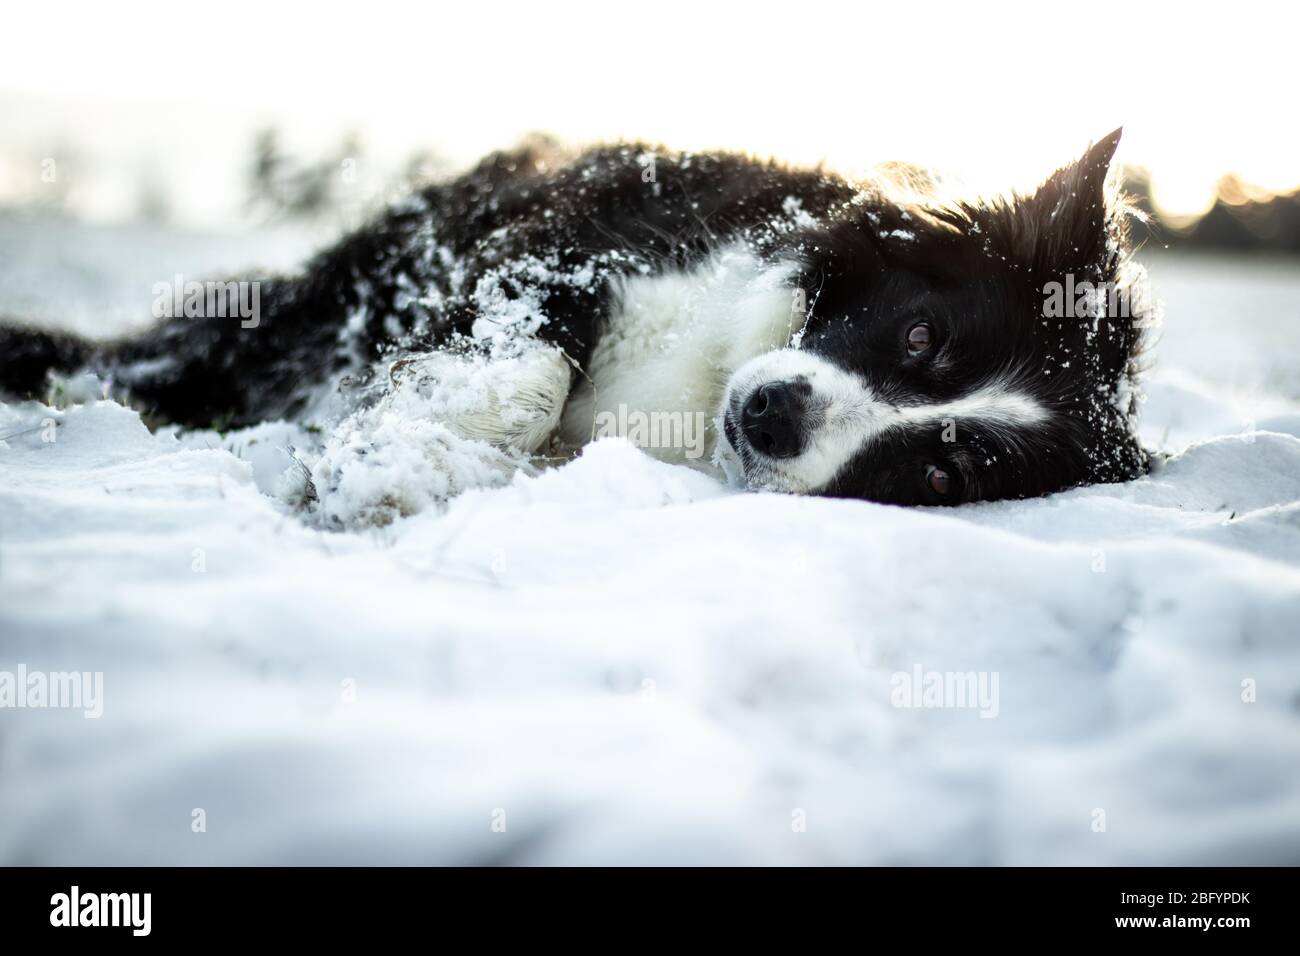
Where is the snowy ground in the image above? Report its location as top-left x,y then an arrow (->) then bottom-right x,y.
2,222 -> 1299,865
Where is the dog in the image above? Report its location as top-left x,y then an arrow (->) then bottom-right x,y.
0,130 -> 1151,507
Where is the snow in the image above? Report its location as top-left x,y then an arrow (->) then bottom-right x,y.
2,232 -> 1300,864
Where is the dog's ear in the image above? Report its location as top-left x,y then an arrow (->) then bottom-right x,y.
1014,128 -> 1122,275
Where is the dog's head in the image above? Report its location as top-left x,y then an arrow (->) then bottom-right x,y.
722,129 -> 1151,505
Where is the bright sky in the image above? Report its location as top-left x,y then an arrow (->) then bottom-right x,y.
1,0 -> 1295,224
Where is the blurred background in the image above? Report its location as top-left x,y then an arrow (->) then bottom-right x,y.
1,0 -> 1297,349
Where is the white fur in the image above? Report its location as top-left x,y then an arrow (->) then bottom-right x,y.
721,349 -> 1048,492
559,245 -> 801,465
439,242 -> 1050,497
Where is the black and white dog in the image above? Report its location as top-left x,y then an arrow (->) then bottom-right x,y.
0,130 -> 1150,507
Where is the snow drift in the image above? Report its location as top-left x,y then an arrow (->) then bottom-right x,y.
1,247 -> 1299,864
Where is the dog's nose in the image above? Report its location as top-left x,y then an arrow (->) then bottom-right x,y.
742,382 -> 805,459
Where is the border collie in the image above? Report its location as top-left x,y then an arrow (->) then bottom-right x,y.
0,130 -> 1151,507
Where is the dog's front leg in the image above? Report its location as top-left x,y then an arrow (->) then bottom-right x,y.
285,345 -> 574,528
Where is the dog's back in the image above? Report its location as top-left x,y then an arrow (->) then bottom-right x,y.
0,142 -> 850,427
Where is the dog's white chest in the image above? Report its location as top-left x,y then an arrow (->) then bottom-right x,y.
559,245 -> 799,465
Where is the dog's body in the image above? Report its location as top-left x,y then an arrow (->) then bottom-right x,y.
0,133 -> 1151,506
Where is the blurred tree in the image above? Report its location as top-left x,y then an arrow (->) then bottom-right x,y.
1120,165 -> 1300,255
244,127 -> 370,221
1185,176 -> 1300,253
246,127 -> 289,216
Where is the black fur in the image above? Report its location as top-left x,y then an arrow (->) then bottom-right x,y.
793,130 -> 1149,503
1,141 -> 853,425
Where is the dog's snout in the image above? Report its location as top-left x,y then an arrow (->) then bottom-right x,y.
742,382 -> 806,459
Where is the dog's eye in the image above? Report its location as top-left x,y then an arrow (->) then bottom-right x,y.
906,321 -> 934,355
925,465 -> 952,497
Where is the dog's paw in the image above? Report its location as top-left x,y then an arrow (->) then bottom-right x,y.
388,345 -> 572,454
